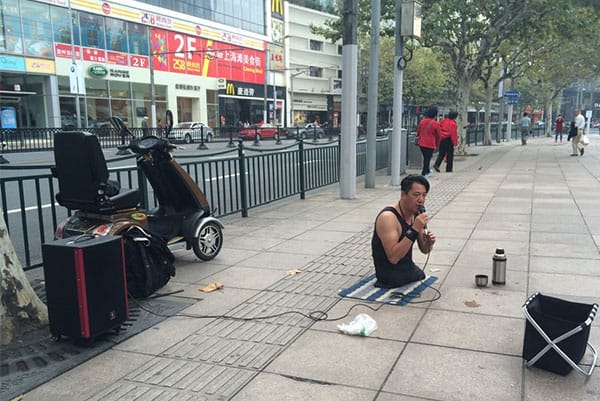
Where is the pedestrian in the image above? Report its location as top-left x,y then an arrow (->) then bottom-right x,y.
415,107 -> 441,177
371,174 -> 436,288
554,114 -> 564,143
520,112 -> 531,145
141,116 -> 149,136
433,110 -> 458,173
157,118 -> 165,136
572,109 -> 585,156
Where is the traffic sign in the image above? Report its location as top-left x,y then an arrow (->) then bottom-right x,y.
503,90 -> 520,105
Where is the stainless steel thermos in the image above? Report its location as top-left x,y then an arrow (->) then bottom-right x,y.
492,248 -> 507,285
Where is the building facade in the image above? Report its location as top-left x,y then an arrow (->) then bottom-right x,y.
0,0 -> 342,132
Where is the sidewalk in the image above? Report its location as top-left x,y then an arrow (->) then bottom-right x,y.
24,136 -> 600,401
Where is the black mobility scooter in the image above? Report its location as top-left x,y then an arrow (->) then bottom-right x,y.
53,111 -> 223,261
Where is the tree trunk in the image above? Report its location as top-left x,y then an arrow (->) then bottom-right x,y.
484,86 -> 494,146
0,215 -> 48,345
456,76 -> 473,155
545,95 -> 553,137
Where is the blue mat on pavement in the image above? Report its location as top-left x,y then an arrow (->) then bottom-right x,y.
339,273 -> 438,306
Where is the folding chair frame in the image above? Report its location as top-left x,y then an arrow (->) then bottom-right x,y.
522,292 -> 598,377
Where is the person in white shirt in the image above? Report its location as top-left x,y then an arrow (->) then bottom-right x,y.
572,109 -> 586,156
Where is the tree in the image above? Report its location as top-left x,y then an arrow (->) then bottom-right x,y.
0,215 -> 48,345
420,0 -> 545,154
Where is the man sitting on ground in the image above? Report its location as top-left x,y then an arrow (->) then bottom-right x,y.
371,174 -> 436,288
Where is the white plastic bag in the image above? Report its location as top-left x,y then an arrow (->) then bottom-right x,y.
337,313 -> 378,336
581,134 -> 590,146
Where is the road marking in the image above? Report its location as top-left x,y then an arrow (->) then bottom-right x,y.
7,202 -> 60,214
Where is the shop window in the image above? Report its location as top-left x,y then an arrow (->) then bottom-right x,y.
105,17 -> 127,52
127,22 -> 148,55
84,78 -> 108,98
0,0 -> 22,53
79,12 -> 105,49
21,0 -> 53,57
109,80 -> 131,99
206,90 -> 218,128
51,6 -> 77,45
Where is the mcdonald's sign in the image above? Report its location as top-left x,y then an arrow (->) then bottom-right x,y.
271,0 -> 284,18
225,82 -> 235,95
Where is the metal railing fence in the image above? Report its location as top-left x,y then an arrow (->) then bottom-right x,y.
1,137 -> 387,270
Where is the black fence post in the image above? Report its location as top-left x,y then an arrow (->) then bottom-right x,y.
312,125 -> 318,142
275,126 -> 282,145
197,125 -> 208,150
298,139 -> 305,200
238,140 -> 248,217
227,125 -> 235,147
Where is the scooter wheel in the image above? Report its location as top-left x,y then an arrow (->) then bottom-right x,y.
193,221 -> 223,261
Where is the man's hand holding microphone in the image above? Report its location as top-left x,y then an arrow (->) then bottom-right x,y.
416,204 -> 436,253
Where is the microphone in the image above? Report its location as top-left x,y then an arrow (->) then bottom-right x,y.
417,205 -> 428,234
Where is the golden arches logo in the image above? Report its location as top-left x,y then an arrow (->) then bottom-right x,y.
226,83 -> 235,95
271,0 -> 283,16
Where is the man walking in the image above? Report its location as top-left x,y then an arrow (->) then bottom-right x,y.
572,109 -> 585,156
520,112 -> 531,145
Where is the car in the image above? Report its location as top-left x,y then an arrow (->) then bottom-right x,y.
239,122 -> 281,140
171,122 -> 214,143
285,123 -> 324,139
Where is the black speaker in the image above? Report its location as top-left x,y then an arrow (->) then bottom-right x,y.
42,235 -> 128,340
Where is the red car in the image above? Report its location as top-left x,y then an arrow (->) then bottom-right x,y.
239,122 -> 280,140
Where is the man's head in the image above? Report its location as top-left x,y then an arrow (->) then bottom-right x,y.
575,109 -> 581,116
448,110 -> 458,120
400,175 -> 430,212
426,107 -> 438,119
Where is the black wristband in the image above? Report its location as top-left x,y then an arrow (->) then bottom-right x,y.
405,228 -> 418,242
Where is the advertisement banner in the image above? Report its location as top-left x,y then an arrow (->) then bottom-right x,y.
151,28 -> 264,83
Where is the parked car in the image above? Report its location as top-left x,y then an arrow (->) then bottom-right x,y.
171,122 -> 214,143
285,123 -> 324,139
238,122 -> 280,140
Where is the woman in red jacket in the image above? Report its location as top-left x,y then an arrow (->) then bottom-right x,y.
416,107 -> 441,177
433,110 -> 459,172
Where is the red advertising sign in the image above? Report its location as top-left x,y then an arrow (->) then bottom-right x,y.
107,51 -> 128,66
82,47 -> 106,63
129,54 -> 149,69
151,29 -> 169,72
151,28 -> 264,83
54,43 -> 81,59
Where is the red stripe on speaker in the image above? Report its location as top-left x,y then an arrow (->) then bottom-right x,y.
120,238 -> 129,319
74,249 -> 91,338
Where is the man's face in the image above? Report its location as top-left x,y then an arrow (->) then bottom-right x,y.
402,183 -> 427,212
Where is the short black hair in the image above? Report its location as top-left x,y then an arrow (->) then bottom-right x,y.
448,110 -> 458,119
401,174 -> 430,193
426,107 -> 438,119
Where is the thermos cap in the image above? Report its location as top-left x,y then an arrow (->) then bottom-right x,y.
495,248 -> 505,254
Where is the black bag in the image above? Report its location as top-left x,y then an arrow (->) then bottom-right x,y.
122,226 -> 175,299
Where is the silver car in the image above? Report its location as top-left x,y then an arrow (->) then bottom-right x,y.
171,122 -> 214,143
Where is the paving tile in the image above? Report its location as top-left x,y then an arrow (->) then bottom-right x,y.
431,286 -> 527,318
24,351 -> 154,401
266,330 -> 405,390
529,272 -> 600,298
230,372 -> 377,401
235,250 -> 316,271
412,309 -> 524,355
201,265 -> 290,291
523,367 -> 600,401
444,264 -> 528,292
530,255 -> 600,276
382,343 -> 522,401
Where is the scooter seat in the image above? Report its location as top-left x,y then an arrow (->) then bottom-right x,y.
53,131 -> 140,213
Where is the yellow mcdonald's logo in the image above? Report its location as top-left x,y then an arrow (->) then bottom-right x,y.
272,0 -> 283,16
226,83 -> 235,95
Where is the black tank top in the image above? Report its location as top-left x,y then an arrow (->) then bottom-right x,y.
371,206 -> 422,288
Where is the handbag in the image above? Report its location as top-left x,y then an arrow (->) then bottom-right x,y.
580,134 -> 589,146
